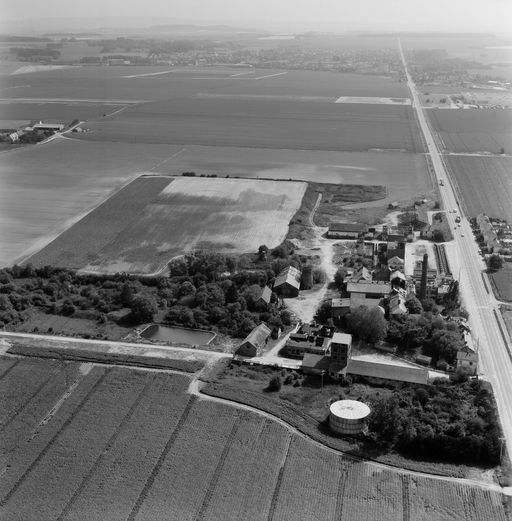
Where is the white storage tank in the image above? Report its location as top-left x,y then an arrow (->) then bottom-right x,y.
329,400 -> 371,435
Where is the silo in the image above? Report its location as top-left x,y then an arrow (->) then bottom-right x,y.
329,400 -> 371,435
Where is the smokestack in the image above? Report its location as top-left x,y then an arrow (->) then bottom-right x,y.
419,253 -> 428,301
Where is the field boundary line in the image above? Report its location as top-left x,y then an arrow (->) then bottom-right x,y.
0,358 -> 19,380
16,172 -> 142,267
0,363 -> 64,433
194,411 -> 243,521
55,374 -> 155,521
0,368 -> 110,506
126,395 -> 197,521
333,458 -> 350,521
266,433 -> 292,521
401,475 -> 411,521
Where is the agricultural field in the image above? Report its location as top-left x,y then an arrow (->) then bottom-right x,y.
429,108 -> 512,154
0,137 -> 431,268
76,98 -> 423,152
0,101 -> 126,123
445,156 -> 512,222
0,65 -> 409,102
28,176 -> 307,274
0,356 -> 509,521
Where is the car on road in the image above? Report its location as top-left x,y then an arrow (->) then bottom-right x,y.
461,233 -> 465,237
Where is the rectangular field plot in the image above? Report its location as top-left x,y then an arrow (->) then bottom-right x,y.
77,100 -> 424,152
429,108 -> 512,153
445,156 -> 512,222
340,463 -> 404,521
270,435 -> 343,521
30,176 -> 307,274
408,476 -> 508,521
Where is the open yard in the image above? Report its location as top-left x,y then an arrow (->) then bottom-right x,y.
0,356 -> 509,521
28,176 -> 307,274
429,108 -> 512,154
445,155 -> 512,222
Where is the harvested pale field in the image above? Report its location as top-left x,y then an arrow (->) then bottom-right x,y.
429,108 -> 512,153
445,155 -> 512,222
0,138 -> 430,268
1,358 -> 510,521
30,176 -> 306,274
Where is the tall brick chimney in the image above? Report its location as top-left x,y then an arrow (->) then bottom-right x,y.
419,253 -> 428,301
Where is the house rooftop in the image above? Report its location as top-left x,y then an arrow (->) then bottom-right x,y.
240,323 -> 271,347
346,281 -> 391,294
328,222 -> 367,233
332,332 -> 352,345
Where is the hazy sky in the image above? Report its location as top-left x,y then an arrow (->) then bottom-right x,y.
2,0 -> 512,33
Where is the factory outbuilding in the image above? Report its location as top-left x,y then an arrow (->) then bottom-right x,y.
235,323 -> 271,357
273,266 -> 302,298
329,400 -> 371,435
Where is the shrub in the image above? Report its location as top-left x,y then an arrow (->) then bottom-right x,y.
267,375 -> 282,392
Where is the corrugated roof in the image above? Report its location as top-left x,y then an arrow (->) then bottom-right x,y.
240,323 -> 271,348
348,359 -> 428,384
274,266 -> 301,290
302,353 -> 331,371
328,222 -> 367,233
347,281 -> 391,294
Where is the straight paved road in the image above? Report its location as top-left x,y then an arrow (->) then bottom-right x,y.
398,39 -> 512,461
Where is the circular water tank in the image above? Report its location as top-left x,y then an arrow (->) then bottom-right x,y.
329,400 -> 371,435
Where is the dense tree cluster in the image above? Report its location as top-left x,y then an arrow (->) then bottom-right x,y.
0,250 -> 304,338
368,378 -> 502,466
387,312 -> 465,365
345,306 -> 388,344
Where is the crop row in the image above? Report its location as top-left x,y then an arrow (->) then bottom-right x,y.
1,368 -> 149,520
0,358 -> 65,429
64,373 -> 192,521
271,435 -> 341,521
1,360 -> 83,456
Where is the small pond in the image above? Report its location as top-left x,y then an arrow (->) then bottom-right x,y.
140,324 -> 215,346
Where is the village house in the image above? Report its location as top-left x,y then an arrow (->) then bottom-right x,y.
346,280 -> 391,309
235,323 -> 271,357
327,222 -> 367,239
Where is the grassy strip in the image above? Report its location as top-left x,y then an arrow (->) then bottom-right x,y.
201,381 -> 483,478
8,343 -> 204,373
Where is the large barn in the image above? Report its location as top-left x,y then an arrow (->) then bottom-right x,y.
235,323 -> 271,357
273,266 -> 301,298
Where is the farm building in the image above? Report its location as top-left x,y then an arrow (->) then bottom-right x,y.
273,266 -> 301,297
327,222 -> 367,239
346,281 -> 391,309
347,358 -> 429,384
284,321 -> 334,358
329,400 -> 371,435
32,121 -> 64,132
302,353 -> 331,375
235,323 -> 271,357
256,286 -> 272,307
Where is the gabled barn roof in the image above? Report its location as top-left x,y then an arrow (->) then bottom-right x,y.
240,323 -> 271,348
